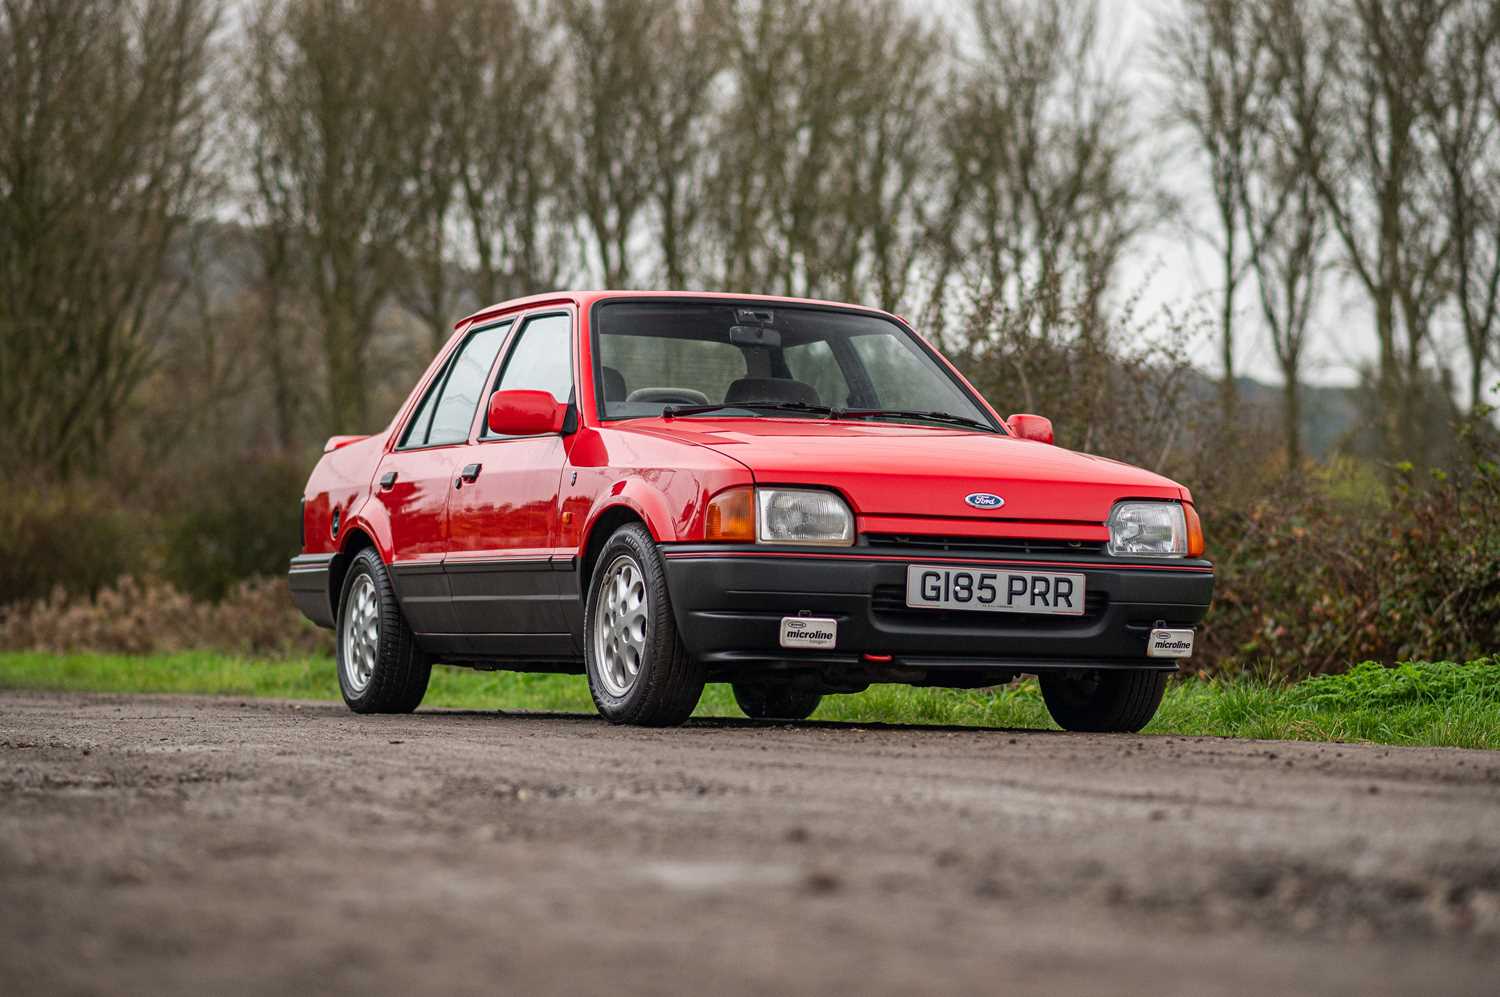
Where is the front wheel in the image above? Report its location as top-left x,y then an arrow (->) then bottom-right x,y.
1039,669 -> 1167,733
583,523 -> 706,726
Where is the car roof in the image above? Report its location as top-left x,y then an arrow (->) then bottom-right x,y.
454,289 -> 905,331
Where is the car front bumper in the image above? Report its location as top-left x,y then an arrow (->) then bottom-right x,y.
660,545 -> 1214,683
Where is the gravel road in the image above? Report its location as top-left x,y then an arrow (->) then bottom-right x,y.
2,690 -> 1498,995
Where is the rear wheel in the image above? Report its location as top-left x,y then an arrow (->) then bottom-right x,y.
732,682 -> 822,721
336,548 -> 431,714
1039,669 -> 1167,733
584,523 -> 706,726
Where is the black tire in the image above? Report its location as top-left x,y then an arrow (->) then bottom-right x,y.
1039,669 -> 1167,732
335,547 -> 432,714
583,523 -> 706,726
732,682 -> 823,721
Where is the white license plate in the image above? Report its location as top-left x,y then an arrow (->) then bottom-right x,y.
905,565 -> 1086,616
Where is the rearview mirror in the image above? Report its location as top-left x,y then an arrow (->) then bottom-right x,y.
1007,413 -> 1054,445
487,389 -> 567,437
728,325 -> 781,349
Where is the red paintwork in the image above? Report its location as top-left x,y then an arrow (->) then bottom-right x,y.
1006,413 -> 1054,445
323,434 -> 370,453
486,389 -> 567,437
298,291 -> 1204,574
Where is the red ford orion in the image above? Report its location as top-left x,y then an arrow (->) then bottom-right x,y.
290,291 -> 1212,731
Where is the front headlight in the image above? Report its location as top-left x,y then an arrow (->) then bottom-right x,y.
757,488 -> 854,546
1107,501 -> 1188,557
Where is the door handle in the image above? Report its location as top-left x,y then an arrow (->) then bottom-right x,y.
379,471 -> 397,490
460,463 -> 482,483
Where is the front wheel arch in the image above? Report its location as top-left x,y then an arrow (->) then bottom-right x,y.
578,506 -> 652,594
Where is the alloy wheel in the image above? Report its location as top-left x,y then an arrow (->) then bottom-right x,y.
593,553 -> 649,697
342,572 -> 379,694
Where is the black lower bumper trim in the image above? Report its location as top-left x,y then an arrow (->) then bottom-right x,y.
662,548 -> 1213,681
288,553 -> 336,629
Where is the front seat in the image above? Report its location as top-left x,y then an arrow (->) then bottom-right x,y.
601,365 -> 629,403
723,377 -> 821,407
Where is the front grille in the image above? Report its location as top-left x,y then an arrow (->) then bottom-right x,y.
863,533 -> 1106,557
871,584 -> 1108,630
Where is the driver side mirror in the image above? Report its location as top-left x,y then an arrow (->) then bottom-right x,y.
487,389 -> 568,436
1007,413 -> 1054,445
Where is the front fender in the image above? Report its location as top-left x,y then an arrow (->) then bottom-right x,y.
562,426 -> 754,552
580,481 -> 679,544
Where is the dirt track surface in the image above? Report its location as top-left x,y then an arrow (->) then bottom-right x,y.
3,692 -> 1499,996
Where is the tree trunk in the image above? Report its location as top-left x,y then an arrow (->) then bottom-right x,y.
1283,375 -> 1302,471
1220,221 -> 1238,426
323,313 -> 367,433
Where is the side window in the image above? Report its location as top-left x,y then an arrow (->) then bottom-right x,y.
400,321 -> 511,448
483,313 -> 574,437
399,370 -> 445,449
785,340 -> 850,407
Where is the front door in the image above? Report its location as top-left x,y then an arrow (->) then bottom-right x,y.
444,311 -> 576,648
377,318 -> 513,634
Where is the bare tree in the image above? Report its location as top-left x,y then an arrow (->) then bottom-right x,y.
392,0 -> 468,353
636,0 -> 726,288
847,4 -> 943,312
1312,0 -> 1457,459
447,0 -> 571,310
1157,0 -> 1271,423
237,34 -> 306,451
707,0 -> 940,307
0,0 -> 220,477
1240,0 -> 1335,469
556,0 -> 661,287
243,162 -> 305,450
243,0 -> 411,433
1425,1 -> 1500,415
803,0 -> 941,310
707,0 -> 810,292
928,0 -> 1150,340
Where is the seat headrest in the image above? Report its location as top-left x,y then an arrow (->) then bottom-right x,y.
601,365 -> 628,402
723,377 -> 821,408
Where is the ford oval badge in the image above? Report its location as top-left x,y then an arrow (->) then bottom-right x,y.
964,492 -> 1005,510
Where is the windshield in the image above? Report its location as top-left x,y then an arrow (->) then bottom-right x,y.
593,301 -> 995,430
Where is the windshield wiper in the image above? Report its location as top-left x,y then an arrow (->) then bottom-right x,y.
832,408 -> 997,432
661,400 -> 837,419
658,400 -> 995,432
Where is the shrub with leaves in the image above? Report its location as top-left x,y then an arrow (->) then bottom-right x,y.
1199,429 -> 1500,676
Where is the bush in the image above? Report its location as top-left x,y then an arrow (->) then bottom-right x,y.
0,575 -> 329,658
0,483 -> 146,606
160,455 -> 306,601
1199,441 -> 1500,677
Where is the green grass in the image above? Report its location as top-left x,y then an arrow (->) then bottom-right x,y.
1,652 -> 1496,749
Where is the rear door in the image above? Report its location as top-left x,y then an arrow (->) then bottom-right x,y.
443,310 -> 576,650
374,319 -> 512,634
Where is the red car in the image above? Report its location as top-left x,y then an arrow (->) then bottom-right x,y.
290,291 -> 1211,730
